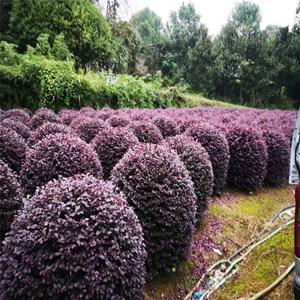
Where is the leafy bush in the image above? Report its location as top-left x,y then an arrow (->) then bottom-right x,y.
21,134 -> 103,195
107,115 -> 131,128
0,160 -> 23,240
0,175 -> 146,299
111,143 -> 196,277
92,127 -> 138,179
153,116 -> 179,137
0,118 -> 31,140
27,122 -> 70,147
164,135 -> 214,223
0,108 -> 31,125
58,109 -> 79,125
70,117 -> 108,143
30,108 -> 61,129
129,121 -> 163,144
264,131 -> 289,186
226,126 -> 268,192
186,123 -> 230,195
0,125 -> 27,173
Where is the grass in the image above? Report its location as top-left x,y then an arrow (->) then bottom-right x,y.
182,93 -> 244,108
145,185 -> 294,299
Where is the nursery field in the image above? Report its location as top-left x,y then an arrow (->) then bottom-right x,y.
0,106 -> 295,299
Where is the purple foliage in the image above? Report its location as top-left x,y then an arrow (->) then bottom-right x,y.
0,160 -> 22,239
264,131 -> 289,186
0,118 -> 31,140
1,109 -> 31,125
58,109 -> 79,125
129,121 -> 163,144
70,117 -> 108,143
0,125 -> 27,173
27,122 -> 70,147
21,134 -> 103,195
111,143 -> 196,278
92,127 -> 138,179
226,126 -> 268,192
186,124 -> 230,195
153,116 -> 179,137
107,115 -> 130,128
30,109 -> 61,130
0,175 -> 146,299
164,135 -> 214,224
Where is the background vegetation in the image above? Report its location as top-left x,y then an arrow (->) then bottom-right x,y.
1,0 -> 300,110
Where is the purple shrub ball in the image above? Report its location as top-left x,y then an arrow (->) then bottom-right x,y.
58,109 -> 79,125
111,143 -> 196,277
264,131 -> 290,186
21,134 -> 103,195
79,107 -> 96,117
164,135 -> 214,223
226,126 -> 268,192
70,117 -> 108,143
129,121 -> 163,144
1,108 -> 31,125
153,116 -> 179,137
187,123 -> 230,195
30,108 -> 61,130
0,160 -> 23,239
0,175 -> 146,300
107,115 -> 130,128
92,127 -> 139,179
0,118 -> 31,140
0,125 -> 27,173
27,122 -> 70,147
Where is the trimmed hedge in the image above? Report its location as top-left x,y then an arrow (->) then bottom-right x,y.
153,116 -> 179,137
187,123 -> 229,195
264,131 -> 289,186
129,121 -> 163,144
21,134 -> 103,194
0,125 -> 27,173
0,160 -> 23,240
30,108 -> 61,129
92,127 -> 138,179
226,126 -> 268,192
111,143 -> 196,277
0,175 -> 146,299
164,135 -> 214,223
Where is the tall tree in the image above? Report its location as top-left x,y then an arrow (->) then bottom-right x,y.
131,8 -> 165,73
7,0 -> 112,69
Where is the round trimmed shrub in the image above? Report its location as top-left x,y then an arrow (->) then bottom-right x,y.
129,121 -> 163,144
0,125 -> 27,173
226,126 -> 268,192
111,143 -> 196,277
92,127 -> 138,179
0,118 -> 31,140
164,135 -> 214,223
27,122 -> 70,147
1,109 -> 31,125
0,160 -> 22,240
30,109 -> 61,130
0,175 -> 146,299
70,117 -> 108,143
264,131 -> 289,186
107,115 -> 130,128
79,107 -> 96,117
96,109 -> 114,121
153,116 -> 179,137
21,134 -> 103,195
58,109 -> 79,125
187,124 -> 230,195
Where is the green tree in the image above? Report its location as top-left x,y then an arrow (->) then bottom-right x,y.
7,0 -> 112,69
131,8 -> 165,73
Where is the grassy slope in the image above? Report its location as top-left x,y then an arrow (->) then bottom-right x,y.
182,93 -> 244,108
145,185 -> 294,299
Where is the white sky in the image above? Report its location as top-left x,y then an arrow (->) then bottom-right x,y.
125,0 -> 299,36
